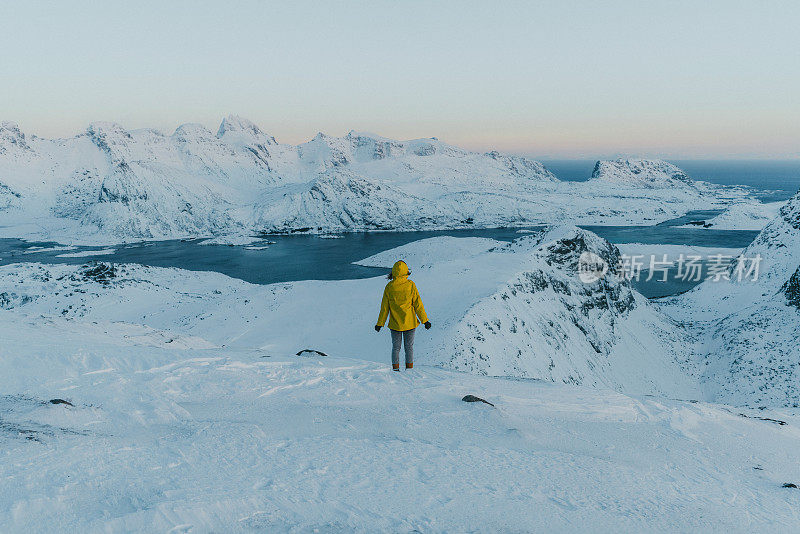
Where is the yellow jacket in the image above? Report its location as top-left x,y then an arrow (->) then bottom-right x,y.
376,261 -> 428,331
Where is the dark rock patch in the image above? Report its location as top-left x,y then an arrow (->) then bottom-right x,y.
0,291 -> 32,309
75,262 -> 117,284
296,349 -> 328,357
0,420 -> 43,442
783,267 -> 800,309
737,412 -> 787,426
49,399 -> 74,407
462,394 -> 495,407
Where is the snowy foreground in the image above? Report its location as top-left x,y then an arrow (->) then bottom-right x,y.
3,313 -> 800,532
0,118 -> 755,244
3,191 -> 800,530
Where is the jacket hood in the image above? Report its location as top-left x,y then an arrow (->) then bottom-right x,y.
391,260 -> 410,279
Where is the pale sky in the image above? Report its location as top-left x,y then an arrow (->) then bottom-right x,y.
2,0 -> 799,158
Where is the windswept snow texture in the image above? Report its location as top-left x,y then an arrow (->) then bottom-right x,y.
662,190 -> 800,407
0,118 -> 746,243
2,313 -> 800,532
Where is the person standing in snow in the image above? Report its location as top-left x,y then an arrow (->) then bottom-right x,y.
375,260 -> 431,371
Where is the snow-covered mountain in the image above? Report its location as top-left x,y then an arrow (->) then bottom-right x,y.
436,227 -> 698,395
0,118 -> 276,239
661,189 -> 800,406
0,118 -> 745,243
590,158 -> 693,188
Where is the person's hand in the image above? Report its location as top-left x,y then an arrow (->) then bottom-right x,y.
374,325 -> 382,332
424,321 -> 431,330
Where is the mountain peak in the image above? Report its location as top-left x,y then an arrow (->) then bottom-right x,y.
86,122 -> 132,154
86,121 -> 130,138
217,115 -> 275,144
591,158 -> 692,187
0,121 -> 29,151
0,121 -> 21,133
514,225 -> 623,277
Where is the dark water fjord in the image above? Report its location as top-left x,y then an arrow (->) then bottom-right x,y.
0,210 -> 758,298
3,158 -> 793,298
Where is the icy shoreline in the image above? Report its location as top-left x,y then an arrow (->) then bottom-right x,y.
0,202 -> 755,248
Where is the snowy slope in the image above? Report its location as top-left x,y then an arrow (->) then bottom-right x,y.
2,311 -> 800,532
0,227 -> 697,398
661,190 -> 800,407
355,236 -> 501,268
0,118 -> 747,243
6,219 -> 797,408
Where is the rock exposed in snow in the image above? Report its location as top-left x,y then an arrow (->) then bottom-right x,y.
662,189 -> 800,407
0,181 -> 20,210
439,226 -> 698,396
0,121 -> 31,153
783,267 -> 800,309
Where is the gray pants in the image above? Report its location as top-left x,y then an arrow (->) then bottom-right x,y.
391,328 -> 415,367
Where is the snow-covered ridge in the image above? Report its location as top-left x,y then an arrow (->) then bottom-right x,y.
736,189 -> 800,291
438,227 -> 698,396
661,189 -> 800,406
0,117 -> 747,243
355,236 -> 501,268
